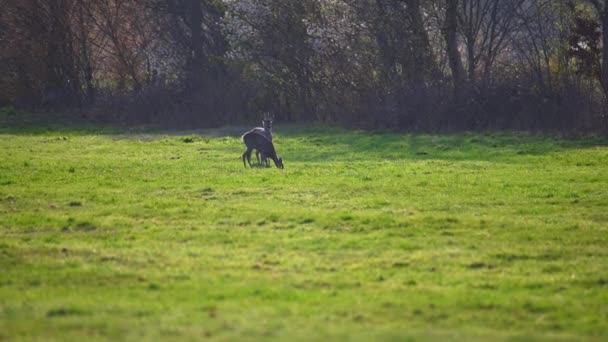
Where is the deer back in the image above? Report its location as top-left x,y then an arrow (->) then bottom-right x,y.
249,127 -> 272,141
242,131 -> 276,158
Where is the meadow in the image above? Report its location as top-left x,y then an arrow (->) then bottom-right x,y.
1,116 -> 607,341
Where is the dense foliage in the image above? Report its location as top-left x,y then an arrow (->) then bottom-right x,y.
1,0 -> 608,132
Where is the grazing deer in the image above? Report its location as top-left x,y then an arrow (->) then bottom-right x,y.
241,131 -> 284,169
249,112 -> 273,165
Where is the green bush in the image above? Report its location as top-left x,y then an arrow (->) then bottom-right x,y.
0,106 -> 17,116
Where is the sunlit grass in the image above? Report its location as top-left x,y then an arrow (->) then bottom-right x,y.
1,123 -> 607,341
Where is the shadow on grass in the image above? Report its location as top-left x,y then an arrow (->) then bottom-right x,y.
1,112 -> 259,137
277,126 -> 608,163
2,112 -> 607,163
0,111 -> 124,136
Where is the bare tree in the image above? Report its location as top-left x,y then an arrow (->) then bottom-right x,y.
458,0 -> 525,84
445,0 -> 465,94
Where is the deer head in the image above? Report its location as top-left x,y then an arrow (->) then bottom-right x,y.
262,112 -> 274,131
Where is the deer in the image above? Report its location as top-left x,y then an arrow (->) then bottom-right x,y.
241,130 -> 284,169
248,112 -> 273,165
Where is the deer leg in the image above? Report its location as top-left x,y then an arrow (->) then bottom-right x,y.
247,149 -> 253,167
243,147 -> 253,168
255,150 -> 261,165
246,148 -> 254,167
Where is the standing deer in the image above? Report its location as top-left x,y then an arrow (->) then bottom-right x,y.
250,112 -> 273,139
249,112 -> 273,165
241,130 -> 284,169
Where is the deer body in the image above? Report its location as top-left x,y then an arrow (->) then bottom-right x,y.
241,131 -> 283,169
250,118 -> 272,140
250,114 -> 273,165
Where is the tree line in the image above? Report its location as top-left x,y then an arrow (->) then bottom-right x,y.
1,0 -> 607,132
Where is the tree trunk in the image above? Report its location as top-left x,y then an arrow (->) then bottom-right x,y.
186,0 -> 204,91
404,0 -> 438,81
602,2 -> 608,131
445,0 -> 465,94
466,39 -> 475,81
77,0 -> 95,104
601,2 -> 608,96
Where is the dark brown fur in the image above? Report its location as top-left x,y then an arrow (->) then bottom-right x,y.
250,115 -> 273,164
241,131 -> 283,169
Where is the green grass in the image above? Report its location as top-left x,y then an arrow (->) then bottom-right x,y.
1,121 -> 607,341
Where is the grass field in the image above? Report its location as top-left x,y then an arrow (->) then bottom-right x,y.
1,118 -> 607,341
